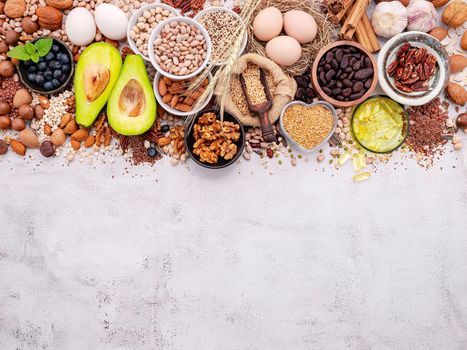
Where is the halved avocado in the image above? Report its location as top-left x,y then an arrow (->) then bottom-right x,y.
107,55 -> 156,136
75,42 -> 122,127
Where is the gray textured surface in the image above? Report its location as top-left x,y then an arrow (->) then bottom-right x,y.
1,149 -> 467,349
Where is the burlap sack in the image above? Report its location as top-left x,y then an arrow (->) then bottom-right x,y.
214,53 -> 297,127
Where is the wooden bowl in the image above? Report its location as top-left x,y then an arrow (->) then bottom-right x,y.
311,41 -> 378,108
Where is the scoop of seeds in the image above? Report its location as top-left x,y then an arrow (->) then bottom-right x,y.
283,104 -> 334,150
198,10 -> 242,63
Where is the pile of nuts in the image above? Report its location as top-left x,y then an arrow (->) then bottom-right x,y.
197,9 -> 242,63
192,112 -> 240,164
157,75 -> 208,113
387,43 -> 437,93
129,5 -> 177,57
152,20 -> 207,76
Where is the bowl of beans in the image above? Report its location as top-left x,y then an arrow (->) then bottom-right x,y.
279,101 -> 337,153
148,16 -> 212,80
311,41 -> 378,108
194,7 -> 247,66
127,3 -> 180,61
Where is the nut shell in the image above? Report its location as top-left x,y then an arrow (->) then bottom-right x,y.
4,0 -> 26,19
36,6 -> 63,30
429,26 -> 448,41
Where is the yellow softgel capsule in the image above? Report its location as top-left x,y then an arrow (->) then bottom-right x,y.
352,172 -> 371,183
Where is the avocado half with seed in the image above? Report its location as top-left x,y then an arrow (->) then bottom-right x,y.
107,55 -> 156,136
75,42 -> 122,127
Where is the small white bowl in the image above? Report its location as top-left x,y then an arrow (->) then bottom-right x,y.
153,72 -> 213,117
279,100 -> 338,153
193,6 -> 247,66
127,3 -> 180,61
148,16 -> 212,80
378,31 -> 450,106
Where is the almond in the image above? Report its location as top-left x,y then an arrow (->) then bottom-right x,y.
158,79 -> 168,95
449,54 -> 467,73
71,128 -> 89,141
84,135 -> 95,148
446,82 -> 467,106
64,118 -> 78,134
70,139 -> 81,151
45,0 -> 72,10
461,31 -> 467,51
18,129 -> 39,148
36,6 -> 63,30
59,113 -> 71,128
10,139 -> 26,156
430,0 -> 449,7
4,0 -> 26,19
44,123 -> 52,136
157,137 -> 172,147
429,26 -> 448,41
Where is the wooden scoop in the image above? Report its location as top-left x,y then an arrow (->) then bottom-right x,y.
239,68 -> 277,143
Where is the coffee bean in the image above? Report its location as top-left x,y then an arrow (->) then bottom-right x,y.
354,68 -> 373,80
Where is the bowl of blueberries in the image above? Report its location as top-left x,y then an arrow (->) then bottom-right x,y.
18,37 -> 74,95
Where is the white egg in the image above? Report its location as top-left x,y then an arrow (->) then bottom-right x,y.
65,8 -> 96,46
95,4 -> 128,41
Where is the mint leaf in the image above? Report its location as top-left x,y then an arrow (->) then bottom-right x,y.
30,53 -> 40,63
35,38 -> 53,57
7,45 -> 30,61
25,42 -> 36,55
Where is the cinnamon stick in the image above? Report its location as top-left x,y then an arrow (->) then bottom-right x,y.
361,13 -> 380,52
355,21 -> 372,52
347,0 -> 369,29
330,0 -> 355,24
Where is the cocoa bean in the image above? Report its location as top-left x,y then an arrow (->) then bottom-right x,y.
354,68 -> 373,80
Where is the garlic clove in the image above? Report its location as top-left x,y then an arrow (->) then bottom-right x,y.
371,1 -> 408,39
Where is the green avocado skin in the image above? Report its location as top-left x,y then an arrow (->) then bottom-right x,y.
107,55 -> 157,136
74,43 -> 122,127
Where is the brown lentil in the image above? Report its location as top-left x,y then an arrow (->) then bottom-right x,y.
283,104 -> 334,150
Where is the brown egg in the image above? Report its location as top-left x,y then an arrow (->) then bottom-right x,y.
11,118 -> 26,131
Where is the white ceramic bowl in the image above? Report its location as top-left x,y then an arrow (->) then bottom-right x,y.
279,100 -> 338,153
127,3 -> 180,61
378,31 -> 450,106
153,72 -> 213,117
148,16 -> 212,80
193,6 -> 247,66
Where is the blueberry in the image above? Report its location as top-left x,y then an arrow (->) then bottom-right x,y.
27,73 -> 36,82
52,79 -> 60,88
35,74 -> 44,85
60,55 -> 70,64
39,56 -> 46,63
44,70 -> 53,80
43,81 -> 53,90
28,65 -> 37,73
147,147 -> 158,158
62,64 -> 70,73
38,62 -> 47,71
59,74 -> 67,83
50,61 -> 60,69
45,52 -> 55,61
52,44 -> 60,53
160,124 -> 170,133
53,70 -> 62,79
23,60 -> 31,67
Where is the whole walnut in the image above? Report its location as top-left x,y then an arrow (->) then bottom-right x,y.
4,0 -> 26,18
442,1 -> 467,28
46,0 -> 73,10
36,6 -> 63,31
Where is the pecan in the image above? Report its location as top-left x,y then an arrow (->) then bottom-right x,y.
401,75 -> 420,85
396,67 -> 404,79
414,48 -> 427,64
417,64 -> 426,81
397,43 -> 411,58
387,60 -> 399,76
395,81 -> 413,93
405,49 -> 417,64
411,81 -> 429,91
401,64 -> 414,80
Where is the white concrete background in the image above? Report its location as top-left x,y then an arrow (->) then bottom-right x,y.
0,144 -> 466,349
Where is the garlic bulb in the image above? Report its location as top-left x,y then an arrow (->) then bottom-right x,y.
371,1 -> 408,39
407,0 -> 437,32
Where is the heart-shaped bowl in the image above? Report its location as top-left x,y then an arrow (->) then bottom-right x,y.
279,100 -> 338,153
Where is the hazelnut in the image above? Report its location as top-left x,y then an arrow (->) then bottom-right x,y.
39,140 -> 55,157
13,88 -> 32,108
0,40 -> 8,54
11,117 -> 26,131
4,29 -> 19,45
457,113 -> 467,129
51,128 -> 65,146
34,105 -> 44,120
18,104 -> 34,120
0,101 -> 11,115
21,16 -> 39,34
0,60 -> 16,78
0,115 -> 11,129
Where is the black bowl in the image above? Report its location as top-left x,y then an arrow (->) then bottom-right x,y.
185,109 -> 245,169
17,37 -> 74,95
